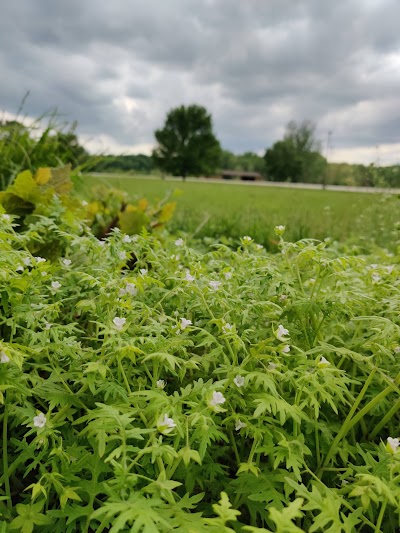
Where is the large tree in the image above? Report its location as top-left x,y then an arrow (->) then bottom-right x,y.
152,105 -> 221,179
264,120 -> 327,183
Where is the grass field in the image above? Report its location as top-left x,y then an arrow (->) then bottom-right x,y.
79,174 -> 400,251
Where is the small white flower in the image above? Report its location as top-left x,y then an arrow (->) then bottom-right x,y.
224,271 -> 232,280
51,281 -> 61,291
184,270 -> 195,282
387,437 -> 400,454
209,280 -> 221,291
23,257 -> 31,266
113,317 -> 126,330
386,265 -> 394,274
276,324 -> 289,341
268,362 -> 278,370
370,264 -> 378,269
279,294 -> 288,301
41,271 -> 47,277
81,200 -> 88,207
394,346 -> 400,354
233,375 -> 245,388
309,278 -> 316,284
118,251 -> 126,261
372,274 -> 381,283
317,356 -> 331,368
122,235 -> 131,243
274,225 -> 285,236
157,414 -> 176,435
98,240 -> 106,247
45,323 -> 52,330
175,238 -> 184,247
209,391 -> 226,407
180,318 -> 192,330
33,412 -> 47,428
62,259 -> 72,267
1,214 -> 11,221
242,235 -> 252,243
125,282 -> 137,295
255,244 -> 263,250
16,265 -> 24,272
235,420 -> 247,431
156,379 -> 166,389
34,256 -> 46,263
0,351 -> 10,363
140,268 -> 148,276
158,315 -> 168,323
282,345 -> 291,353
222,323 -> 234,334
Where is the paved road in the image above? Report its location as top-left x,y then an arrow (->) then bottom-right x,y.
88,173 -> 400,195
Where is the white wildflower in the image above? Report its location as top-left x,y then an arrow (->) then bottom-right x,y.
209,280 -> 221,291
233,375 -> 245,388
222,323 -> 234,334
275,324 -> 289,341
370,264 -> 378,269
41,271 -> 47,277
33,412 -> 47,428
140,268 -> 148,276
113,317 -> 126,330
282,345 -> 291,353
235,420 -> 247,431
98,240 -> 106,247
224,271 -> 232,280
184,270 -> 195,282
23,257 -> 31,266
122,234 -> 131,243
62,259 -> 72,267
386,265 -> 394,274
118,251 -> 126,261
81,200 -> 88,207
387,437 -> 400,454
180,318 -> 192,330
171,254 -> 180,261
45,323 -> 52,330
157,414 -> 176,435
51,281 -> 61,291
255,244 -> 263,250
0,351 -> 10,363
279,294 -> 288,301
394,346 -> 400,353
317,356 -> 331,368
156,379 -> 166,389
268,362 -> 278,370
175,238 -> 184,246
16,265 -> 24,272
274,225 -> 285,236
1,214 -> 11,221
209,391 -> 226,407
242,235 -> 252,243
372,274 -> 381,283
125,282 -> 137,295
34,256 -> 46,263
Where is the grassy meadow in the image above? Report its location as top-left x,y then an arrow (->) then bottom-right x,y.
80,174 -> 400,251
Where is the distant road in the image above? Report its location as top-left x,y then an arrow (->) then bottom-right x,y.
88,173 -> 400,195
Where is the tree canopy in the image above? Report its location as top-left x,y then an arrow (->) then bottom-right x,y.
264,120 -> 327,183
152,105 -> 221,179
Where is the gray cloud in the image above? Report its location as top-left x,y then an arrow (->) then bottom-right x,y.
1,0 -> 399,163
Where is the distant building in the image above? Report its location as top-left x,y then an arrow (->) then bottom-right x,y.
212,170 -> 263,181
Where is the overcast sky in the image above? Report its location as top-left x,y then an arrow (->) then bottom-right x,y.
1,0 -> 399,164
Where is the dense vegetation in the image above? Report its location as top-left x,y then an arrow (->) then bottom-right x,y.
0,167 -> 399,532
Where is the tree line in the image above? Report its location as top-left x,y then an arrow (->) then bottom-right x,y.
1,105 -> 399,189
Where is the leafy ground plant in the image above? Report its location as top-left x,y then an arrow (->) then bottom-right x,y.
0,211 -> 399,531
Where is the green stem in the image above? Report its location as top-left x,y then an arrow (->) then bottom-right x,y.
319,368 -> 376,473
369,397 -> 400,440
2,401 -> 11,509
374,499 -> 387,533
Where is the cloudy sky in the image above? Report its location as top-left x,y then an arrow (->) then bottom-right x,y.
1,0 -> 399,164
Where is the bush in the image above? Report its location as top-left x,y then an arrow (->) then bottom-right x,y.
0,205 -> 399,531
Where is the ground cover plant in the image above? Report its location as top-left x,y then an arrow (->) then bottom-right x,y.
80,174 -> 400,252
0,178 -> 399,532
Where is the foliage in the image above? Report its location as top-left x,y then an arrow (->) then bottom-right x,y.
264,120 -> 327,183
89,154 -> 155,174
0,115 -> 90,190
220,151 -> 265,175
153,105 -> 222,179
0,200 -> 399,530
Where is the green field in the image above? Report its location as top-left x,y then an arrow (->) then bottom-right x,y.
80,174 -> 400,251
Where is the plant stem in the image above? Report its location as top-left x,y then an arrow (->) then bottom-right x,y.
2,401 -> 11,509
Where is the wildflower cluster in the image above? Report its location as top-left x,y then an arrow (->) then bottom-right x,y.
0,211 -> 399,532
